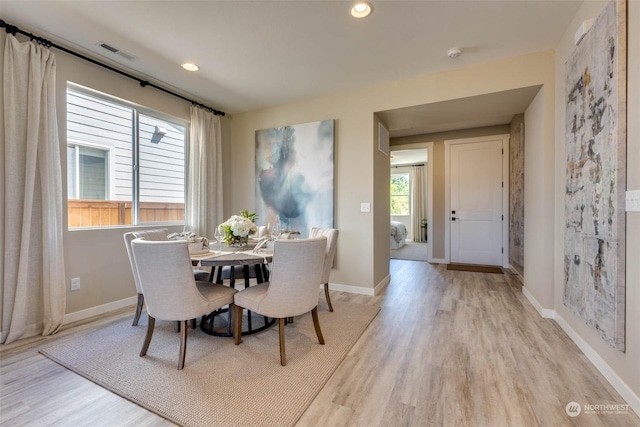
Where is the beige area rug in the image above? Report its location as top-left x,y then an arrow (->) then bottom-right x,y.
40,302 -> 379,427
390,241 -> 428,261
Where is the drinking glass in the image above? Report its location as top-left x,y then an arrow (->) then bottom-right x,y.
214,227 -> 223,253
272,223 -> 282,240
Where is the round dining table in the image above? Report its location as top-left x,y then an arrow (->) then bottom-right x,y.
191,248 -> 274,337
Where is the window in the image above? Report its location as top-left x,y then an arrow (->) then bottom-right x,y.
67,143 -> 110,200
66,84 -> 187,228
390,173 -> 410,215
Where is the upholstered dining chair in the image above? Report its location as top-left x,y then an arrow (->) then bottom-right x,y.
131,238 -> 237,370
309,227 -> 339,312
232,238 -> 327,366
124,229 -> 209,326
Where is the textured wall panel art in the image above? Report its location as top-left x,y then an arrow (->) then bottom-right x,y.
509,116 -> 525,271
255,120 -> 334,238
564,0 -> 627,351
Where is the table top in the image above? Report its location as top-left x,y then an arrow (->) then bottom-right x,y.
191,249 -> 273,267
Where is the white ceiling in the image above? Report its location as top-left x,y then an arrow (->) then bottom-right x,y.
1,1 -> 581,135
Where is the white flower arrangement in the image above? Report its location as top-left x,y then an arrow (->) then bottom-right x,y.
218,211 -> 257,246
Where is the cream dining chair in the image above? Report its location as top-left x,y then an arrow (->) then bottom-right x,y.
232,238 -> 327,366
124,229 -> 209,326
131,238 -> 237,370
309,227 -> 339,312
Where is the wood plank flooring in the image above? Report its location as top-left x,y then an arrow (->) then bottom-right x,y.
1,260 -> 638,426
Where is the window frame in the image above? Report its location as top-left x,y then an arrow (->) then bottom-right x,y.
390,172 -> 411,216
67,82 -> 190,229
67,139 -> 114,201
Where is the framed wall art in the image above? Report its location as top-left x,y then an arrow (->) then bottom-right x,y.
563,0 -> 627,351
255,120 -> 334,238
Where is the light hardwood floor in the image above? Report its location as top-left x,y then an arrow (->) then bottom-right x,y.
1,260 -> 638,426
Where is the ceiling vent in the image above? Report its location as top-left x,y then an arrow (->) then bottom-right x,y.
96,41 -> 136,60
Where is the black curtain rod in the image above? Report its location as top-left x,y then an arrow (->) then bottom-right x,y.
0,19 -> 225,116
392,163 -> 424,168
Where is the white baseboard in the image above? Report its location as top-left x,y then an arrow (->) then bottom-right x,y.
63,296 -> 137,325
328,282 -> 376,296
521,286 -> 555,318
374,275 -> 391,296
521,288 -> 640,418
429,258 -> 447,264
554,313 -> 640,418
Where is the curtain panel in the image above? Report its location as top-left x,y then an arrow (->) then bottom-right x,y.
2,34 -> 66,344
410,165 -> 425,242
187,107 -> 223,238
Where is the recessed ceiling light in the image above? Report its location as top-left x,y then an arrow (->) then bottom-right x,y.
351,2 -> 372,18
181,62 -> 199,72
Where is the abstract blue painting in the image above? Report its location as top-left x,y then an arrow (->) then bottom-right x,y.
255,120 -> 334,238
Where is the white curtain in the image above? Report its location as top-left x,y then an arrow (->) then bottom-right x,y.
187,106 -> 223,238
411,165 -> 426,242
2,34 -> 66,344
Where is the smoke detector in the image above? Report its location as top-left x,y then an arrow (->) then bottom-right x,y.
447,48 -> 462,59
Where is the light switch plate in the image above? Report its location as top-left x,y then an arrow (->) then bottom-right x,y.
626,190 -> 640,212
360,202 -> 371,213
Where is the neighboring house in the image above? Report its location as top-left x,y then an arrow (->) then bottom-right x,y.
66,87 -> 186,227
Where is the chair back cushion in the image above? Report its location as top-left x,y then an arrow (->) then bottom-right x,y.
257,237 -> 327,318
123,229 -> 168,293
130,239 -> 211,321
309,227 -> 339,284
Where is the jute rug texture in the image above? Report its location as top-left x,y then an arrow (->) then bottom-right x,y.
41,302 -> 379,427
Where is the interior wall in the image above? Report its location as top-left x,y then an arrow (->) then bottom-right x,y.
509,113 -> 525,274
391,125 -> 510,260
553,0 -> 640,405
523,87 -> 552,308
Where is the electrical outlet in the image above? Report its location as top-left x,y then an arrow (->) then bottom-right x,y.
626,190 -> 640,212
70,277 -> 81,291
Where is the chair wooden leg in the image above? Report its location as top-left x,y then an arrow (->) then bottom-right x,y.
132,293 -> 144,326
178,320 -> 188,370
140,315 -> 155,357
233,304 -> 243,345
324,283 -> 334,312
174,321 -> 180,333
279,318 -> 286,366
311,307 -> 325,345
191,318 -> 197,329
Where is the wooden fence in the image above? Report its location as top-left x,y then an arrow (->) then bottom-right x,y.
68,200 -> 184,227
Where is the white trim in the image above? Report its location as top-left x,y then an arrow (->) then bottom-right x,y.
553,314 -> 640,418
374,274 -> 391,295
521,288 -> 640,418
63,296 -> 138,325
522,286 -> 555,319
391,142 -> 434,263
444,134 -> 510,266
327,282 -> 376,296
430,258 -> 448,264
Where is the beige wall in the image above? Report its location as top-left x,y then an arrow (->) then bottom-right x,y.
553,0 -> 640,405
231,53 -> 555,293
391,125 -> 510,260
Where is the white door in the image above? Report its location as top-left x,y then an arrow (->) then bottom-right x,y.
450,139 -> 503,265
